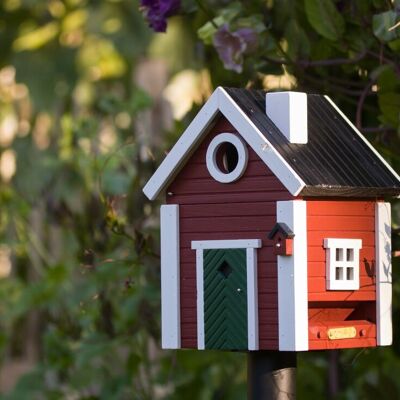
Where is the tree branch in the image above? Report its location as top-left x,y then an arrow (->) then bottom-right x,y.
195,0 -> 218,29
356,79 -> 375,130
360,126 -> 396,134
262,49 -> 367,68
298,49 -> 367,67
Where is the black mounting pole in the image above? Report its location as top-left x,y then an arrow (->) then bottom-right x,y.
247,351 -> 297,399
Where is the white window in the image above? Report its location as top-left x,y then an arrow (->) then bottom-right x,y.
323,238 -> 362,290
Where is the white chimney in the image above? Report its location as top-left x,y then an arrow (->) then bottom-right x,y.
265,91 -> 308,144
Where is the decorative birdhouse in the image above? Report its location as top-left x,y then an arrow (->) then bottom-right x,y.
268,223 -> 294,256
143,87 -> 400,352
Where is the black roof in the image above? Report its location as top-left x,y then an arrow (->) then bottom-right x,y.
268,223 -> 295,240
224,87 -> 400,198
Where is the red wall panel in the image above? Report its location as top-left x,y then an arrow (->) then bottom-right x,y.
166,116 -> 293,349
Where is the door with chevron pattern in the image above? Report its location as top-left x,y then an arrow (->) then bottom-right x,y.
204,248 -> 248,350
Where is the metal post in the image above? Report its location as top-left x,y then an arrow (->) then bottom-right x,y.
247,351 -> 297,400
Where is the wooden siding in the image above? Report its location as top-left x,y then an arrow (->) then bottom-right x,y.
166,116 -> 293,349
306,200 -> 377,350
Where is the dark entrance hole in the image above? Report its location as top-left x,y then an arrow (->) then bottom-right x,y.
216,142 -> 239,173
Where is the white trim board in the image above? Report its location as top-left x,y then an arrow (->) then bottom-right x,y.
192,239 -> 261,350
192,239 -> 261,250
160,205 -> 181,349
276,200 -> 308,351
375,202 -> 392,346
143,87 -> 306,200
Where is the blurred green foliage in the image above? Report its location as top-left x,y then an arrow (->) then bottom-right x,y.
0,0 -> 398,399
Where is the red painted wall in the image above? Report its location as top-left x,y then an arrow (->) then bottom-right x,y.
306,200 -> 377,350
166,116 -> 293,349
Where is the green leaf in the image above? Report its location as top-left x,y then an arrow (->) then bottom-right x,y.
388,37 -> 400,51
376,66 -> 400,92
127,89 -> 152,113
236,15 -> 266,34
373,11 -> 400,42
273,0 -> 296,27
304,0 -> 345,41
197,2 -> 242,45
197,17 -> 225,45
219,2 -> 243,23
378,92 -> 400,127
285,19 -> 311,59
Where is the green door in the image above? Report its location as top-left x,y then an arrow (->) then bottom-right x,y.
204,248 -> 247,350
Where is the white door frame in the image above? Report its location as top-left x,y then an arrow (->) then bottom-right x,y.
191,239 -> 262,350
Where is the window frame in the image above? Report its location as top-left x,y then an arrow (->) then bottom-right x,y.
323,238 -> 362,290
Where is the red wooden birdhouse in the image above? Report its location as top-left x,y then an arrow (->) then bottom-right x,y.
143,87 -> 400,352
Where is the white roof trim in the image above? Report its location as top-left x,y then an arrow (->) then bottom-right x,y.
143,87 -> 306,200
324,95 -> 400,184
143,88 -> 220,200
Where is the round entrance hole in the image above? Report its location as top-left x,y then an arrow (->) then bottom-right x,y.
206,132 -> 248,183
216,141 -> 239,173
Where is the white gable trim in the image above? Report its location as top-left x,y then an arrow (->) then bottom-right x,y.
375,202 -> 392,346
324,96 -> 400,184
143,87 -> 306,200
143,89 -> 220,200
276,200 -> 308,351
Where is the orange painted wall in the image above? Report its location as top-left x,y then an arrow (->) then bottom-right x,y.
306,200 -> 377,350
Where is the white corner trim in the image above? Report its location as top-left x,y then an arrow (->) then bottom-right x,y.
160,205 -> 181,349
218,87 -> 306,196
191,239 -> 262,250
193,239 -> 261,350
375,202 -> 392,346
323,238 -> 362,291
324,95 -> 400,184
142,86 -> 307,200
206,132 -> 248,183
143,88 -> 220,200
247,247 -> 259,350
265,92 -> 308,144
276,200 -> 308,351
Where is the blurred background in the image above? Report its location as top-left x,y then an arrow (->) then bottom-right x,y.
0,0 -> 399,398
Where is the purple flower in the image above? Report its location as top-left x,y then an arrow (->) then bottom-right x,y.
213,25 -> 258,73
140,0 -> 180,33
